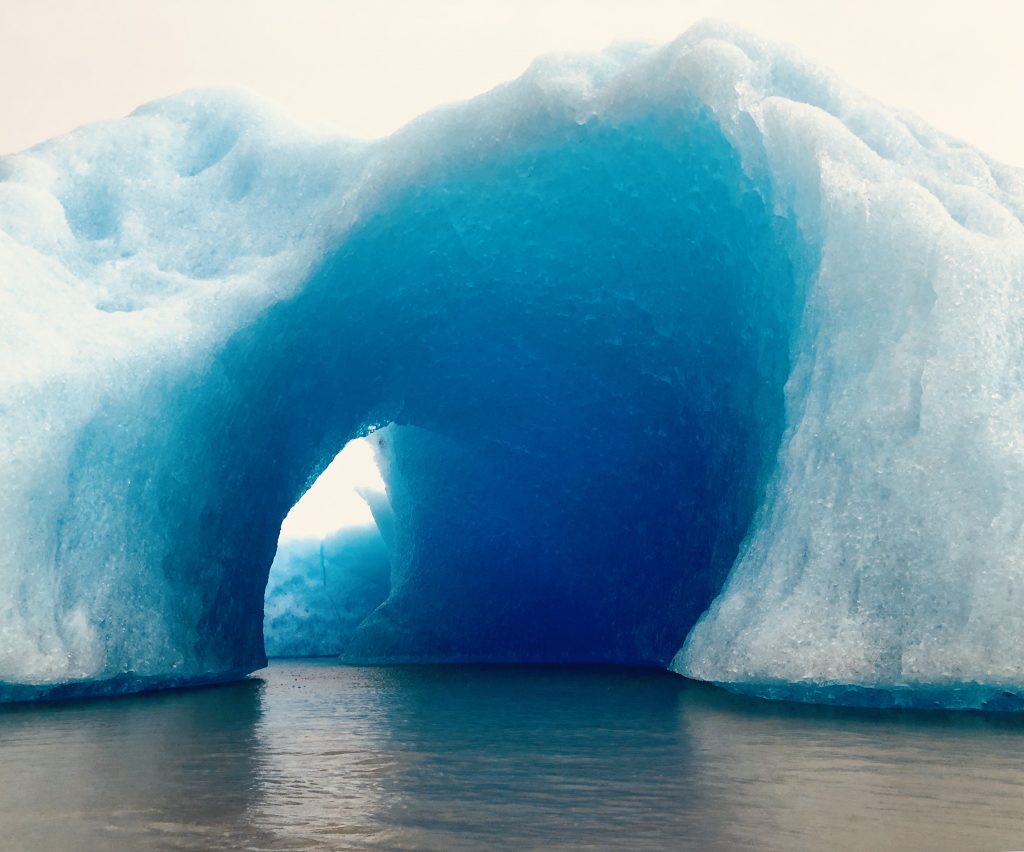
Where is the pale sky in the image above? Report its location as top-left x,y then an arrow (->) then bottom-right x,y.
2,0 -> 1023,165
278,439 -> 384,541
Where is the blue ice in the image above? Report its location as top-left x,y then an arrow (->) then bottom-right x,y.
1,22 -> 1023,709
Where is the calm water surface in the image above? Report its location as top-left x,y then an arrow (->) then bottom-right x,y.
1,660 -> 1023,850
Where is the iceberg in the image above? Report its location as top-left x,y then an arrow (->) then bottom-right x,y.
1,21 -> 1023,708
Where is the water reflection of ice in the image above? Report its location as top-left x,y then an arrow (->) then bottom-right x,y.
3,662 -> 1024,850
0,680 -> 269,849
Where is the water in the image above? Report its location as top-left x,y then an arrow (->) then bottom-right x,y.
1,661 -> 1023,850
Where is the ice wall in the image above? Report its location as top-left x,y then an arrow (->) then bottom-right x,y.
1,22 -> 1023,707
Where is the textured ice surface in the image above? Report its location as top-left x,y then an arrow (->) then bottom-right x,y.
2,22 -> 1024,707
263,524 -> 391,658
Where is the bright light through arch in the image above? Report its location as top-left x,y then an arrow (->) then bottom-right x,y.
277,437 -> 385,542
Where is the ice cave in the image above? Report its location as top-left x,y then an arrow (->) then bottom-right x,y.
2,22 -> 1024,710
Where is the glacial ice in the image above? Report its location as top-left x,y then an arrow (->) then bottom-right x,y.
1,21 -> 1023,708
263,524 -> 391,658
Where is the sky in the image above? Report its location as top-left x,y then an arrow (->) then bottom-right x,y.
2,0 -> 1023,166
278,439 -> 384,540
5,1 -> 1022,539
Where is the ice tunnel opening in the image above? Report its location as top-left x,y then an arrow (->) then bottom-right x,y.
263,436 -> 393,659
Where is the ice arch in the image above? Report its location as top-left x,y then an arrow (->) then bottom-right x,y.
2,23 -> 1024,708
149,102 -> 796,674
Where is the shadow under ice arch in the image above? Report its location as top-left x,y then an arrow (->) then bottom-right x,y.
3,22 -> 1024,709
